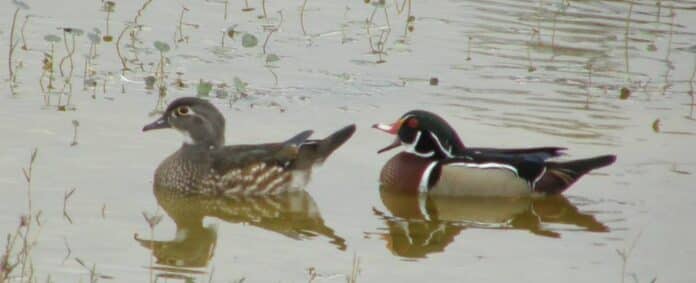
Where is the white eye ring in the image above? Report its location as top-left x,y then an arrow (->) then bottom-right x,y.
175,106 -> 191,116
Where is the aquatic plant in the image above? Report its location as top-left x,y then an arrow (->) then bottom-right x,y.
8,0 -> 30,95
75,258 -> 113,282
102,1 -> 115,42
197,79 -> 213,96
214,83 -> 229,98
70,120 -> 80,147
63,187 -> 76,223
153,41 -> 171,112
84,29 -> 101,91
173,72 -> 187,89
40,34 -> 61,105
140,211 -> 162,283
300,0 -> 309,35
19,15 -> 32,51
58,28 -> 84,110
175,5 -> 191,44
242,33 -> 258,48
242,0 -> 255,12
221,25 -> 237,48
365,0 -> 391,64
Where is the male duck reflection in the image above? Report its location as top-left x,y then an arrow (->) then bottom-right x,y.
136,189 -> 346,271
374,110 -> 616,196
371,190 -> 609,258
143,97 -> 355,195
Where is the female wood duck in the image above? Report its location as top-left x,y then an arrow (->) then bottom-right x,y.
373,110 -> 616,196
143,97 -> 355,196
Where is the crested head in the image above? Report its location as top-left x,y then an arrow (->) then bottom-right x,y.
373,110 -> 466,158
143,97 -> 226,148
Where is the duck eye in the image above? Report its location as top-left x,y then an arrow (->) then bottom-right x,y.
176,106 -> 190,116
406,118 -> 419,128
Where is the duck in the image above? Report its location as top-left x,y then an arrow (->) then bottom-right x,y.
372,110 -> 616,196
143,97 -> 356,196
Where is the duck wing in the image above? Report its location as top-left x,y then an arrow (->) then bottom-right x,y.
463,147 -> 566,161
210,130 -> 313,174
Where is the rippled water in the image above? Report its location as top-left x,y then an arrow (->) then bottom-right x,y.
1,0 -> 694,282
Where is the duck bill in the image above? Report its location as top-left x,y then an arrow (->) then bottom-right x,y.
377,137 -> 402,154
372,120 -> 402,135
142,116 -> 170,132
373,120 -> 404,154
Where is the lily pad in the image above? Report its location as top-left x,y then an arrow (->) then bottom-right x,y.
154,41 -> 170,53
619,87 -> 631,100
241,33 -> 258,48
13,0 -> 30,10
64,28 -> 84,36
197,80 -> 213,96
652,119 -> 661,133
88,32 -> 101,44
266,54 -> 280,63
44,34 -> 61,42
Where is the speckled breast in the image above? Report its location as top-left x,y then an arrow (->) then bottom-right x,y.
379,152 -> 436,194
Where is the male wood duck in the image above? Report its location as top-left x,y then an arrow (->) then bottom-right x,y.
143,97 -> 355,196
373,110 -> 616,196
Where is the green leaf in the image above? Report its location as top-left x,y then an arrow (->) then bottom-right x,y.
197,80 -> 213,96
619,87 -> 631,100
233,77 -> 247,93
266,54 -> 280,63
44,34 -> 61,42
241,33 -> 258,48
153,41 -> 170,53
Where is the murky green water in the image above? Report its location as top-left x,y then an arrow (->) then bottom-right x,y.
1,0 -> 695,282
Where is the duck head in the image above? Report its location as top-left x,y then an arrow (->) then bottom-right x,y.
143,97 -> 225,148
373,110 -> 465,158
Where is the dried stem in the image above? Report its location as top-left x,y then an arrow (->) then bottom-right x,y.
300,0 -> 308,35
9,8 -> 20,92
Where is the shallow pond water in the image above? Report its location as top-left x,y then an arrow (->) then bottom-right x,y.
1,0 -> 695,282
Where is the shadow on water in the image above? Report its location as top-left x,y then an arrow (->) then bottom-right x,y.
370,189 -> 608,259
135,187 -> 346,277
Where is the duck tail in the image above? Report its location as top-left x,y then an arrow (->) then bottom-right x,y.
534,155 -> 616,195
295,124 -> 356,168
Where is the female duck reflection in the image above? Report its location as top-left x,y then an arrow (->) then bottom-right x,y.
369,189 -> 609,259
135,186 -> 346,270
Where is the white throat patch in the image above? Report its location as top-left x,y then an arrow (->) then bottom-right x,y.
404,131 -> 435,158
177,129 -> 195,145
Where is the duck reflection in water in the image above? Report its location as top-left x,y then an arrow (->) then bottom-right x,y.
371,189 -> 609,259
136,187 -> 346,271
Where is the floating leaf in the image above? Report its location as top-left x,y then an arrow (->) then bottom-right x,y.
13,0 -> 30,10
429,77 -> 439,86
646,43 -> 657,52
87,32 -> 101,44
234,77 -> 247,93
102,35 -> 113,42
371,0 -> 386,7
44,34 -> 61,42
196,80 -> 213,96
241,33 -> 258,48
226,26 -> 237,39
620,87 -> 631,100
266,54 -> 280,63
144,76 -> 156,90
652,119 -> 660,133
153,41 -> 170,53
